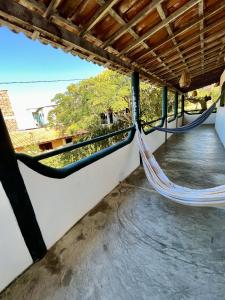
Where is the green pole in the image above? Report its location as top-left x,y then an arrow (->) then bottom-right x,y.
162,86 -> 168,141
174,92 -> 178,127
181,94 -> 185,125
0,110 -> 47,261
131,71 -> 140,129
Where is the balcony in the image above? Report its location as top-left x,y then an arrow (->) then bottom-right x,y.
2,124 -> 225,300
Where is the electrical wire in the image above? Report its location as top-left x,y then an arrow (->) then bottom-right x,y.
0,78 -> 85,85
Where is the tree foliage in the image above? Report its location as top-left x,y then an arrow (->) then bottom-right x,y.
45,69 -> 163,167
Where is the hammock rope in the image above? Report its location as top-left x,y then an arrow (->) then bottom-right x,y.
148,92 -> 223,134
137,128 -> 225,207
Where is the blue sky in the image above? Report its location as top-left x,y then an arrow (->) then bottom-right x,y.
0,27 -> 103,128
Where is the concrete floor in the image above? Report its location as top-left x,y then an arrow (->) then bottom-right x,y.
2,125 -> 225,300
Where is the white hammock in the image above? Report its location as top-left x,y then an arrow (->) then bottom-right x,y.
137,129 -> 225,207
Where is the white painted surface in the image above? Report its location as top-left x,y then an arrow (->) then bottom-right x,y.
142,118 -> 182,153
0,183 -> 32,292
215,70 -> 225,146
184,112 -> 216,125
19,138 -> 140,249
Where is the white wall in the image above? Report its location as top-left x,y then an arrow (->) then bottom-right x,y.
19,138 -> 140,249
184,112 -> 216,125
0,184 -> 32,292
215,70 -> 225,146
143,118 -> 182,153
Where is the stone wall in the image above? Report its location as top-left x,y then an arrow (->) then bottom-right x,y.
0,90 -> 18,132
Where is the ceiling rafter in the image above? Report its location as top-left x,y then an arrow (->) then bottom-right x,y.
31,0 -> 63,39
154,40 -> 225,76
91,0 -> 178,79
102,0 -> 164,49
156,3 -> 189,72
199,0 -> 204,70
149,29 -> 225,75
146,20 -> 225,69
80,0 -> 119,36
216,37 -> 225,66
119,0 -> 201,56
131,1 -> 225,65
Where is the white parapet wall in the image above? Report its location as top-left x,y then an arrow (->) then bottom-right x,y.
0,117 -> 185,292
0,183 -> 32,292
215,70 -> 225,147
18,138 -> 140,249
184,112 -> 216,125
142,117 -> 182,153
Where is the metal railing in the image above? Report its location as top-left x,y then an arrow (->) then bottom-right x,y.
16,126 -> 136,179
184,108 -> 217,115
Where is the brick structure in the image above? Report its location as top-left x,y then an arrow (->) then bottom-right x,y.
0,90 -> 18,132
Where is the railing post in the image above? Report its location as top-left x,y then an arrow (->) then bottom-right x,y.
181,94 -> 185,125
131,71 -> 140,130
174,92 -> 178,128
0,110 -> 47,261
162,86 -> 168,142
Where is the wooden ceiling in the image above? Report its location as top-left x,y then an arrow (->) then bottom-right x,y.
0,0 -> 225,91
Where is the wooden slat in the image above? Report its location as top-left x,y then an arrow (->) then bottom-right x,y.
153,38 -> 224,77
80,0 -> 119,36
97,0 -> 177,78
150,29 -> 225,75
119,0 -> 201,56
156,3 -> 189,71
102,0 -> 164,49
216,37 -> 225,66
134,1 -> 225,65
190,61 -> 225,78
199,0 -> 204,69
43,0 -> 62,18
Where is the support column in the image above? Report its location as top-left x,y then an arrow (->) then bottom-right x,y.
162,86 -> 168,142
0,110 -> 47,261
181,94 -> 185,125
174,92 -> 178,128
131,71 -> 140,129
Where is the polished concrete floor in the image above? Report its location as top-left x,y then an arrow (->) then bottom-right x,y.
2,125 -> 225,300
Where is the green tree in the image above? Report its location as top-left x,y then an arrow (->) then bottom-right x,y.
45,69 -> 163,168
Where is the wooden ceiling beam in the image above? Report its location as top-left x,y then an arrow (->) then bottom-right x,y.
165,28 -> 225,65
95,0 -> 177,79
216,37 -> 225,66
102,0 -> 164,49
171,40 -> 224,71
119,0 -> 201,56
80,0 -> 119,36
15,0 -> 45,14
156,3 -> 189,73
167,52 -> 225,81
154,39 -> 224,76
140,18 -> 225,68
78,0 -> 177,80
150,30 -> 225,75
134,1 -> 225,65
43,0 -> 62,19
190,62 -> 225,78
155,44 -> 224,79
199,0 -> 204,70
31,0 -> 63,39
